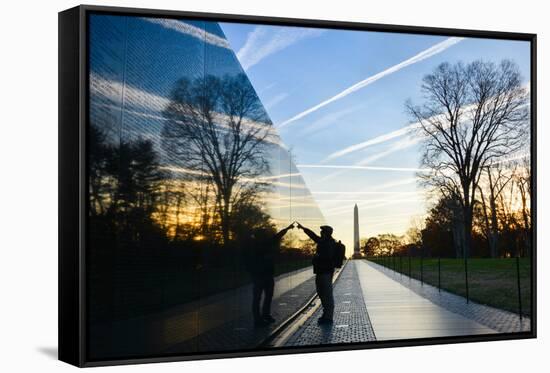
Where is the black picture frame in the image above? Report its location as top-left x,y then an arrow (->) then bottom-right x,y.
59,4 -> 537,367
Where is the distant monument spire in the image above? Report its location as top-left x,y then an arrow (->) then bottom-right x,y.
353,204 -> 361,258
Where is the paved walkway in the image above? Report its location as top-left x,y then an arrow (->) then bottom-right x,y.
357,260 -> 497,340
282,259 -> 531,346
284,261 -> 376,346
367,261 -> 531,334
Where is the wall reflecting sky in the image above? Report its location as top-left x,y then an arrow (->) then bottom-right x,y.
89,15 -> 326,240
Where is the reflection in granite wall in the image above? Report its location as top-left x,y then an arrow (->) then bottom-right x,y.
87,14 -> 325,360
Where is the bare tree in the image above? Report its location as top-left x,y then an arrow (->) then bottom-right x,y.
362,237 -> 380,257
514,157 -> 532,256
477,163 -> 515,257
154,176 -> 187,239
405,216 -> 425,246
89,124 -> 110,216
423,195 -> 464,258
377,234 -> 403,256
162,73 -> 274,244
407,60 -> 528,257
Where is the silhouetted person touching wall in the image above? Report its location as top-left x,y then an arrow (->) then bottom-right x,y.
244,223 -> 294,327
297,223 -> 337,325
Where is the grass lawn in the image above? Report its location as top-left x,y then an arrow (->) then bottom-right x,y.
368,257 -> 532,317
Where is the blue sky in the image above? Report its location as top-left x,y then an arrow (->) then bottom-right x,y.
220,22 -> 531,244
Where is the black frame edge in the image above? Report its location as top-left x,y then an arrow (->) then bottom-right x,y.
83,331 -> 534,367
58,5 -> 84,368
77,3 -> 535,40
529,34 -> 537,338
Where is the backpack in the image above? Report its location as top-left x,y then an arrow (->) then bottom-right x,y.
333,240 -> 346,268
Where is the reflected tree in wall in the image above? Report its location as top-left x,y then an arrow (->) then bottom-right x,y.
88,123 -> 164,244
162,73 -> 274,244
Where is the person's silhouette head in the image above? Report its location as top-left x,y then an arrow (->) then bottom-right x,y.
320,225 -> 333,239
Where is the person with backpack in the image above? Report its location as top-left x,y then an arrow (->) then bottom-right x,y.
296,222 -> 345,325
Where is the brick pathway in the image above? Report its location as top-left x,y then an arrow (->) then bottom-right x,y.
366,260 -> 531,334
284,261 -> 376,346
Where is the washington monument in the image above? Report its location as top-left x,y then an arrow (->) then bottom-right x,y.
353,204 -> 361,258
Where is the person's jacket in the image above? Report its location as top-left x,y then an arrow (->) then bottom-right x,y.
302,227 -> 336,274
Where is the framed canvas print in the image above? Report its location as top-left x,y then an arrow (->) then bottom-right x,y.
58,4 -> 536,367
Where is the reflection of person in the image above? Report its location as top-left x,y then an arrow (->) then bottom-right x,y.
296,223 -> 337,325
244,223 -> 294,327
